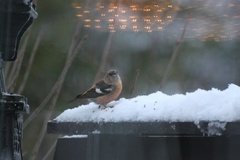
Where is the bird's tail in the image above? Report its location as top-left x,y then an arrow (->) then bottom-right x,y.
67,94 -> 85,103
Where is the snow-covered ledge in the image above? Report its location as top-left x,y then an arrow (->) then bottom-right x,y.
48,84 -> 240,136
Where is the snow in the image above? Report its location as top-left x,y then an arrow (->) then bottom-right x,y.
63,135 -> 88,138
55,84 -> 240,123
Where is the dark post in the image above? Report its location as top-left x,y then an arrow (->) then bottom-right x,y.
0,0 -> 37,159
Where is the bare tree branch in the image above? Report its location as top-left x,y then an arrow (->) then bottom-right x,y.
129,69 -> 140,97
42,138 -> 58,160
23,24 -> 87,129
6,29 -> 31,92
95,32 -> 114,81
17,30 -> 43,94
30,31 -> 88,160
158,20 -> 188,90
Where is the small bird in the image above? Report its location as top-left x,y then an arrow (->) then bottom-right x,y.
68,70 -> 122,107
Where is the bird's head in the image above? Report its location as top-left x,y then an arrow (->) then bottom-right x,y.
104,70 -> 121,85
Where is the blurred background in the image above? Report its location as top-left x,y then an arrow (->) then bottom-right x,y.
4,0 -> 240,159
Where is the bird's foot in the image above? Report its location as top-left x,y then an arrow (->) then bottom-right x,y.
98,105 -> 114,109
98,105 -> 106,109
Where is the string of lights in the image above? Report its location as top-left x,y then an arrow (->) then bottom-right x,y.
73,0 -> 178,32
72,0 -> 240,41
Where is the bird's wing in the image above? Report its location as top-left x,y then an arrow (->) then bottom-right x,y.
76,80 -> 113,99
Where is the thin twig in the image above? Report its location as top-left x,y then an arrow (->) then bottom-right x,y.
95,32 -> 114,80
23,26 -> 87,129
17,30 -> 43,94
6,30 -> 31,92
4,61 -> 12,80
30,34 -> 88,160
30,91 -> 59,160
129,69 -> 140,97
42,138 -> 58,160
67,22 -> 82,60
158,20 -> 188,90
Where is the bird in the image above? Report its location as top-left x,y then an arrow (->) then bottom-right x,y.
68,70 -> 122,107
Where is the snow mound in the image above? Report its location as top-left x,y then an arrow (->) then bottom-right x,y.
55,84 -> 240,122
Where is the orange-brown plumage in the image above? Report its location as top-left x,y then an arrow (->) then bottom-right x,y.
68,70 -> 122,106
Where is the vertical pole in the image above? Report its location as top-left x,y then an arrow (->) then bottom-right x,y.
0,58 -> 6,93
0,55 -> 14,159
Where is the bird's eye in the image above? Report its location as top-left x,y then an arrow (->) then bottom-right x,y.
108,71 -> 117,76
